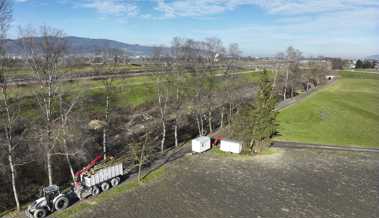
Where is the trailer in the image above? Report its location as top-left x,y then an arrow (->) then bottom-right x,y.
74,158 -> 125,199
220,139 -> 242,154
192,136 -> 211,153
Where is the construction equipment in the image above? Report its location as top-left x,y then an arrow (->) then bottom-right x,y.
26,154 -> 127,217
73,160 -> 124,199
26,185 -> 69,218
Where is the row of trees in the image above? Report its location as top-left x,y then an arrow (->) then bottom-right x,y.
0,0 -> 332,212
275,46 -> 332,100
355,59 -> 377,69
0,19 -> 251,213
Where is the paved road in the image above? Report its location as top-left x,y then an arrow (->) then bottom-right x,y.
273,141 -> 379,153
77,147 -> 379,218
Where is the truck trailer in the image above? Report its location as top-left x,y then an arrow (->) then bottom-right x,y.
26,155 -> 127,218
74,162 -> 124,199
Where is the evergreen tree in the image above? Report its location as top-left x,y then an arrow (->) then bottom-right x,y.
355,59 -> 363,69
232,70 -> 277,154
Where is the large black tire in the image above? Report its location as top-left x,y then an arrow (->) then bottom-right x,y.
91,186 -> 100,196
110,177 -> 120,187
33,208 -> 47,218
101,182 -> 110,191
54,196 -> 69,211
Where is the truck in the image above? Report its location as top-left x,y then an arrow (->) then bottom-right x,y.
26,155 -> 127,218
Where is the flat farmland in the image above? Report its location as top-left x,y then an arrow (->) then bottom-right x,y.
276,71 -> 379,147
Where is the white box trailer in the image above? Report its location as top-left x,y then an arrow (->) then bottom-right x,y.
75,162 -> 124,199
82,163 -> 123,187
220,139 -> 242,154
192,136 -> 211,153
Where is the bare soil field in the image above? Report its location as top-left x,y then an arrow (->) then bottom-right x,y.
76,148 -> 379,218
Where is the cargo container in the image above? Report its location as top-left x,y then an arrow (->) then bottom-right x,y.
192,136 -> 211,153
220,139 -> 242,154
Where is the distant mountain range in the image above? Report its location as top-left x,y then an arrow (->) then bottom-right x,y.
367,54 -> 379,60
4,36 -> 160,57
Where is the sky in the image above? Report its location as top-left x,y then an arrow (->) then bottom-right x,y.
11,0 -> 379,58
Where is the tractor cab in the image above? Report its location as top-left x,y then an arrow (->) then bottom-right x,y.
26,185 -> 69,218
41,185 -> 60,202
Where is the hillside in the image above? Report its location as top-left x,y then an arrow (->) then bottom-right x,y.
4,36 -> 161,56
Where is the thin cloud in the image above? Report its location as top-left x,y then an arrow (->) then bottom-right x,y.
154,0 -> 379,17
81,0 -> 139,16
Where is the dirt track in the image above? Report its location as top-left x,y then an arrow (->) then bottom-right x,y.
78,148 -> 379,218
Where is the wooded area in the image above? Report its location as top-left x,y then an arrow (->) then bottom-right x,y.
0,0 -> 333,213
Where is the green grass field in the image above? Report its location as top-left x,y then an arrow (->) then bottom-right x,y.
6,64 -> 149,79
3,70 -> 264,120
276,71 -> 379,147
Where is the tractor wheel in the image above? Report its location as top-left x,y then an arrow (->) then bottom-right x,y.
101,182 -> 110,192
110,177 -> 120,187
33,208 -> 47,218
91,186 -> 100,196
54,196 -> 69,211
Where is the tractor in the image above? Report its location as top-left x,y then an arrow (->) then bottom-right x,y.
25,154 -> 125,217
26,185 -> 69,218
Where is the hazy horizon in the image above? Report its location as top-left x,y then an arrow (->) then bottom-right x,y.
11,0 -> 379,58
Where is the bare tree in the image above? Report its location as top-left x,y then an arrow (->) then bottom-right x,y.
228,43 -> 241,59
223,42 -> 242,125
204,38 -> 225,133
92,49 -> 125,159
283,46 -> 302,100
0,1 -> 24,210
152,46 -> 170,152
170,38 -> 187,147
57,91 -> 81,181
103,81 -> 111,159
92,48 -> 123,160
155,72 -> 169,152
137,132 -> 150,183
20,25 -> 66,185
0,64 -> 23,212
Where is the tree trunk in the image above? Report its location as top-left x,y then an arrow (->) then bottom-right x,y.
291,87 -> 294,98
47,78 -> 54,185
103,94 -> 110,160
160,120 -> 166,153
200,115 -> 204,135
61,121 -> 75,182
103,128 -> 107,160
229,103 -> 233,124
174,120 -> 178,147
47,152 -> 53,185
208,111 -> 213,133
196,115 -> 201,136
2,86 -> 21,211
138,141 -> 146,183
65,152 -> 75,182
9,151 -> 20,211
220,107 -> 224,128
284,69 -> 289,100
